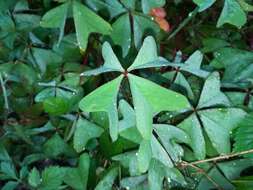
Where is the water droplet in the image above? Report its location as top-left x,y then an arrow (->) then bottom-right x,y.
215,52 -> 221,57
125,187 -> 130,190
167,178 -> 171,183
188,12 -> 192,17
135,152 -> 138,156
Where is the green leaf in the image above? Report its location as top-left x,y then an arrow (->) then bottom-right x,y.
120,175 -> 147,189
43,97 -> 70,115
128,79 -> 153,139
86,0 -> 126,19
0,13 -> 16,49
133,15 -> 159,48
128,36 -> 159,71
148,159 -> 165,190
233,176 -> 253,190
217,0 -> 247,28
0,144 -> 11,161
197,72 -> 230,108
2,181 -> 18,190
79,75 -> 124,141
95,167 -> 118,190
178,113 -> 206,160
193,0 -> 216,11
148,159 -> 185,190
213,48 -> 253,85
64,153 -> 90,190
201,38 -> 230,53
218,159 -> 253,180
74,118 -> 104,152
151,136 -> 174,168
137,139 -> 152,173
110,13 -> 131,57
13,13 -> 41,31
180,50 -> 209,78
199,108 -> 246,155
81,41 -> 124,76
197,167 -> 235,190
39,166 -> 65,190
164,71 -> 195,100
31,48 -> 62,74
28,168 -> 41,188
118,99 -> 136,129
237,0 -> 253,12
0,162 -> 18,180
129,73 -> 191,112
128,73 -> 190,139
40,2 -> 70,44
154,124 -> 190,162
73,1 -> 112,51
233,113 -> 253,157
43,133 -> 76,157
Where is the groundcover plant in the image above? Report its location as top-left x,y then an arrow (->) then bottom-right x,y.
1,0 -> 253,189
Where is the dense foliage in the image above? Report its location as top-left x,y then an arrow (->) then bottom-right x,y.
1,0 -> 253,189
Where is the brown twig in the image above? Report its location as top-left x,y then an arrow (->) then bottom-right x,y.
184,149 -> 253,166
181,161 -> 222,190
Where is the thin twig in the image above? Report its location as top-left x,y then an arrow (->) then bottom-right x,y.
0,73 -> 9,111
165,7 -> 199,42
181,161 -> 222,190
183,149 -> 253,166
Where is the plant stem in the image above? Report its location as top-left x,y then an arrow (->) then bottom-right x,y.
166,7 -> 199,42
0,73 -> 9,111
182,149 -> 253,166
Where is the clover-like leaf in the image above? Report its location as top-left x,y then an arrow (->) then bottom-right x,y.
217,0 -> 247,28
137,139 -> 152,173
40,2 -> 70,44
199,108 -> 246,154
178,73 -> 246,160
164,50 -> 209,78
181,50 -> 209,78
154,124 -> 190,162
129,74 -> 190,139
81,41 -> 124,76
197,72 -> 230,108
127,36 -> 160,71
233,113 -> 253,158
193,0 -> 216,12
64,153 -> 90,190
73,1 -> 112,51
79,75 -> 123,141
110,14 -> 131,57
73,118 -> 104,152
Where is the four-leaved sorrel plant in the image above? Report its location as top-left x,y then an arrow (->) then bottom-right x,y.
79,36 -> 190,142
79,36 -> 191,172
